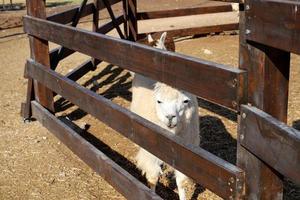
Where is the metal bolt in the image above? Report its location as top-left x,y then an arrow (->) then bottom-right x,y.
245,29 -> 251,34
230,177 -> 235,183
228,181 -> 231,186
232,101 -> 238,108
245,5 -> 250,10
242,113 -> 247,119
232,78 -> 238,88
240,134 -> 244,141
230,188 -> 233,192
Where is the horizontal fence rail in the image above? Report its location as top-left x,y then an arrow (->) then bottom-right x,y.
137,4 -> 234,20
23,16 -> 247,110
25,59 -> 244,199
239,105 -> 300,185
49,15 -> 124,68
138,23 -> 239,39
245,0 -> 300,55
46,0 -> 122,24
31,101 -> 162,200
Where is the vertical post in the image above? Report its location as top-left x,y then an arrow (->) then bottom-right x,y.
127,0 -> 137,41
92,0 -> 100,70
122,0 -> 128,39
238,5 -> 290,200
25,0 -> 54,112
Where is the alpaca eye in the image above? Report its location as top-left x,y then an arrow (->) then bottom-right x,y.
183,100 -> 189,104
157,100 -> 162,104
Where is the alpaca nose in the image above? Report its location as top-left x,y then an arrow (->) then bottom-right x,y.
166,115 -> 176,121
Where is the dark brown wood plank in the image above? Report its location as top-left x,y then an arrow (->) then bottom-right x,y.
92,0 -> 100,70
49,15 -> 124,68
122,0 -> 128,39
237,9 -> 290,200
128,0 -> 137,41
25,0 -> 54,112
239,105 -> 300,185
26,60 -> 245,199
103,0 -> 125,39
50,0 -> 88,70
31,101 -> 161,200
245,0 -> 300,54
24,16 -> 246,110
21,78 -> 34,120
138,23 -> 239,39
46,0 -> 122,24
137,5 -> 233,20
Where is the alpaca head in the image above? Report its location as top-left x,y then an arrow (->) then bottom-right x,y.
147,32 -> 167,50
154,83 -> 195,133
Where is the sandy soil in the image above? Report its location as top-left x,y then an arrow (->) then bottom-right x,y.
0,1 -> 300,200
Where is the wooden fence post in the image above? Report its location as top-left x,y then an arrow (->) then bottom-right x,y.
25,0 -> 54,112
92,0 -> 100,70
122,0 -> 128,39
238,6 -> 290,199
127,0 -> 137,41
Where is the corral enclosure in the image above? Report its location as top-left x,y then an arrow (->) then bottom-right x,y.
17,0 -> 300,199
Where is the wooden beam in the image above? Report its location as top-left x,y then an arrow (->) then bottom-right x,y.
46,0 -> 122,24
49,15 -> 124,69
24,16 -> 247,110
103,0 -> 125,39
238,9 -> 290,199
137,5 -> 233,20
25,0 -> 54,112
50,0 -> 88,70
92,0 -> 100,70
239,105 -> 300,186
128,0 -> 137,41
31,101 -> 162,200
138,23 -> 239,39
245,0 -> 300,54
26,60 -> 245,199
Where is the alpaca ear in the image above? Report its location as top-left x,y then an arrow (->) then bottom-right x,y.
147,34 -> 154,43
154,82 -> 162,92
159,32 -> 167,44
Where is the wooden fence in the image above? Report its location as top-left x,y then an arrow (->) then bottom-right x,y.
21,0 -> 300,199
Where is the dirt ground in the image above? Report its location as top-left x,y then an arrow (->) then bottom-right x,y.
0,1 -> 300,200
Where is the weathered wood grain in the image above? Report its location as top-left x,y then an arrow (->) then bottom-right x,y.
138,23 -> 239,39
239,105 -> 300,186
31,101 -> 162,200
238,9 -> 290,200
46,0 -> 122,24
245,0 -> 300,54
26,59 -> 245,199
25,0 -> 54,112
24,16 -> 246,110
49,15 -> 124,69
137,4 -> 233,20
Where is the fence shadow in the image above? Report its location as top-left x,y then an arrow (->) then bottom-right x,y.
198,98 -> 237,122
54,64 -> 132,119
292,119 -> 300,131
58,114 -> 181,199
200,115 -> 237,164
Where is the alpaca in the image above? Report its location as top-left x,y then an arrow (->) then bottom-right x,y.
131,32 -> 200,200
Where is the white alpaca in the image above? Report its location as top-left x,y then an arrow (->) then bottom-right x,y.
131,32 -> 200,200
